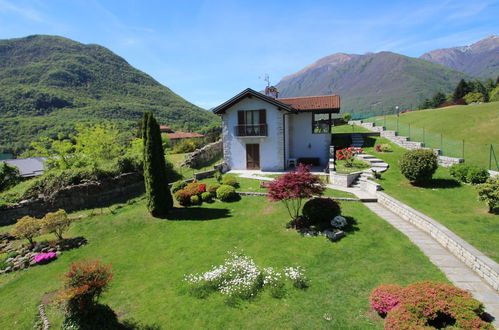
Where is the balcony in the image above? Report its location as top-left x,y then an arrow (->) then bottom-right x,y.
234,124 -> 268,137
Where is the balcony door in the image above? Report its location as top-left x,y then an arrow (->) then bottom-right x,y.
246,144 -> 260,169
237,110 -> 266,136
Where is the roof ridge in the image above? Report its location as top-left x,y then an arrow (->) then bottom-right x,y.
278,94 -> 339,100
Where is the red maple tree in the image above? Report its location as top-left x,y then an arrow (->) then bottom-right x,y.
267,164 -> 325,222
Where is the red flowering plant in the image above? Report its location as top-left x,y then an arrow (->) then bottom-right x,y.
336,147 -> 363,167
56,260 -> 113,314
267,164 -> 325,225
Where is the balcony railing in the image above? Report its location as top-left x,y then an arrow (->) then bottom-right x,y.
235,124 -> 268,137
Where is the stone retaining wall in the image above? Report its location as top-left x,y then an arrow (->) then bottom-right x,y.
181,140 -> 222,168
0,173 -> 144,226
377,191 -> 499,291
349,121 -> 464,167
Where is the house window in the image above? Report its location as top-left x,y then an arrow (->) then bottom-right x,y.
312,113 -> 333,134
236,110 -> 267,136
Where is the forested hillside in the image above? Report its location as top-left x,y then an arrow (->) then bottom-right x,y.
0,35 -> 219,154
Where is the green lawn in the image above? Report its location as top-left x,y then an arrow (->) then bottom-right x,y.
332,124 -> 372,133
364,102 -> 499,169
166,151 -> 223,180
364,136 -> 499,262
0,187 -> 447,329
335,159 -> 370,174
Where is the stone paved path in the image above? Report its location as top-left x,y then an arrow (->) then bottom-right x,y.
364,202 -> 499,327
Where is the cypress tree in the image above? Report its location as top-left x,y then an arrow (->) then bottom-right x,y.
453,79 -> 470,101
142,111 -> 173,217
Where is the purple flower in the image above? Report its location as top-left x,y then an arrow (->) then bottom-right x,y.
33,252 -> 57,264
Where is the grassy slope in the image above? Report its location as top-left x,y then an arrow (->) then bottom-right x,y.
364,136 -> 499,262
0,184 -> 447,328
368,102 -> 499,168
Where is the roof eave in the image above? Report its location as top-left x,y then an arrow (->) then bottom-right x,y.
212,88 -> 296,114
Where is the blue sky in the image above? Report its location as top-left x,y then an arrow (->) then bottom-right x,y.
0,0 -> 498,109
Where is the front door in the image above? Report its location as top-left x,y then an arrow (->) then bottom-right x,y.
246,144 -> 260,169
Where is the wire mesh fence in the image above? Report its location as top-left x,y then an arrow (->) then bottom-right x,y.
355,114 -> 498,170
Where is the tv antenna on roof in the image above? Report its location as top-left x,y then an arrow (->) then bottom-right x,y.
259,74 -> 271,87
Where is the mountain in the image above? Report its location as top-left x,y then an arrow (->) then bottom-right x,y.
0,35 -> 219,154
420,35 -> 499,78
275,51 -> 470,114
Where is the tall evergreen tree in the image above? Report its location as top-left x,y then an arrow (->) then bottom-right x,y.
453,79 -> 470,101
431,92 -> 447,108
142,111 -> 173,217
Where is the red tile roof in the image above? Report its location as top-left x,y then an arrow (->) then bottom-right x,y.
167,131 -> 204,139
159,126 -> 174,133
278,95 -> 340,111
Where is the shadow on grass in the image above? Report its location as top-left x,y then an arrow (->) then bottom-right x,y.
167,207 -> 232,221
412,178 -> 461,189
64,304 -> 162,330
342,216 -> 360,234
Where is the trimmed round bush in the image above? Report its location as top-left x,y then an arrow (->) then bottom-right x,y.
222,175 -> 239,188
216,184 -> 237,202
450,163 -> 489,184
384,282 -> 492,329
369,284 -> 405,315
207,184 -> 220,196
190,195 -> 202,206
171,180 -> 187,193
201,191 -> 212,202
399,149 -> 438,183
302,198 -> 341,226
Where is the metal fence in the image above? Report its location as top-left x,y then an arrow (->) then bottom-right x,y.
357,114 -> 498,171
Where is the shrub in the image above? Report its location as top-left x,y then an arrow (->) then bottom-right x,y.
11,215 -> 41,246
174,189 -> 191,207
0,259 -> 13,270
463,92 -> 485,104
336,147 -> 363,167
450,163 -> 489,184
476,176 -> 499,214
171,180 -> 187,193
34,252 -> 57,264
171,139 -> 200,154
207,184 -> 220,196
369,284 -> 405,315
222,175 -> 239,188
302,198 -> 341,227
42,209 -> 73,240
115,155 -> 141,174
184,181 -> 206,196
0,162 -> 21,192
57,260 -> 113,317
489,86 -> 499,102
384,282 -> 492,329
399,149 -> 438,183
214,171 -> 223,184
190,195 -> 202,205
201,191 -> 212,202
380,144 -> 392,152
216,184 -> 238,202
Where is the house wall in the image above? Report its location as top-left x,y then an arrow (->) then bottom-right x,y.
222,97 -> 286,171
288,112 -> 330,166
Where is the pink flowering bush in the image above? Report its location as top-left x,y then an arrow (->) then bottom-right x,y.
369,284 -> 404,315
336,147 -> 363,167
370,282 -> 492,329
34,252 -> 57,264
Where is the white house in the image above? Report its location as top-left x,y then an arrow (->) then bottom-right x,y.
212,88 -> 340,171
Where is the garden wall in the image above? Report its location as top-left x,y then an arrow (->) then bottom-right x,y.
0,173 -> 144,226
377,191 -> 499,292
181,140 -> 222,168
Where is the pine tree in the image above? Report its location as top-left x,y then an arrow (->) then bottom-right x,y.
142,111 -> 173,217
453,79 -> 470,101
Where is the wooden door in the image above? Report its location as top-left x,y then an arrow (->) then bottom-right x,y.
246,144 -> 260,169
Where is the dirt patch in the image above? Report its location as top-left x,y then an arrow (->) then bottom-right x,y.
42,290 -> 58,305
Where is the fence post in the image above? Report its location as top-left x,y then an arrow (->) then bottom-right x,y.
423,128 -> 425,144
384,115 -> 386,128
462,140 -> 464,159
440,133 -> 443,153
490,144 -> 493,170
408,124 -> 411,139
397,117 -> 399,132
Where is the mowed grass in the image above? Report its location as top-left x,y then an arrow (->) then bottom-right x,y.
332,124 -> 372,134
0,191 -> 447,329
166,151 -> 223,180
364,136 -> 499,262
366,102 -> 499,168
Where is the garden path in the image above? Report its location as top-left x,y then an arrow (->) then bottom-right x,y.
232,170 -> 499,326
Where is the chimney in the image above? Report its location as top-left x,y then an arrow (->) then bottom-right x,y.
264,86 -> 279,98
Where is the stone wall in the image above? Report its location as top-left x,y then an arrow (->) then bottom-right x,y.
181,140 -> 223,168
349,120 -> 464,167
377,191 -> 499,291
0,173 -> 144,226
